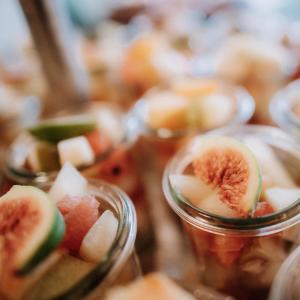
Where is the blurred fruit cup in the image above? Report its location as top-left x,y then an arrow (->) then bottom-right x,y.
127,77 -> 255,171
270,79 -> 300,140
10,179 -> 140,300
0,83 -> 41,146
269,245 -> 300,300
163,125 -> 300,300
2,102 -> 151,251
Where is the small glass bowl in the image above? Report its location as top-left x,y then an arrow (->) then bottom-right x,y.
23,179 -> 139,300
269,245 -> 300,300
270,79 -> 300,140
163,125 -> 300,299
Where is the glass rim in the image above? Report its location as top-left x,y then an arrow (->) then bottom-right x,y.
37,178 -> 137,299
270,79 -> 300,138
269,245 -> 300,300
163,124 -> 300,237
4,103 -> 136,184
126,77 -> 255,139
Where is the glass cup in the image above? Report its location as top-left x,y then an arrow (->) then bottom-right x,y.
269,245 -> 300,300
0,179 -> 140,300
2,102 -> 151,251
163,125 -> 300,300
270,79 -> 300,140
127,78 -> 255,171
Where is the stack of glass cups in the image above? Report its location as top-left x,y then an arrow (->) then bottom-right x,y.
163,125 -> 300,300
270,79 -> 300,140
127,77 -> 255,172
269,245 -> 300,300
16,179 -> 139,300
2,102 -> 151,251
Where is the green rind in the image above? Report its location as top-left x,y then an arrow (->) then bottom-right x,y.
28,121 -> 96,143
18,210 -> 65,275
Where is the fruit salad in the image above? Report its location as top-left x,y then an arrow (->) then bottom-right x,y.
4,103 -> 151,253
0,163 -> 138,300
163,125 -> 300,300
129,77 -> 254,169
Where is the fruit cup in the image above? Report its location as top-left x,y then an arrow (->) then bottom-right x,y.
270,79 -> 300,140
127,77 -> 255,170
269,245 -> 300,300
2,103 -> 151,250
163,125 -> 300,300
0,165 -> 140,300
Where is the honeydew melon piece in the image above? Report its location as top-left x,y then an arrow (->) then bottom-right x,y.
95,108 -> 123,144
26,254 -> 94,300
0,186 -> 65,275
80,210 -> 118,263
48,162 -> 87,204
28,116 -> 96,143
264,187 -> 300,211
58,136 -> 95,168
169,174 -> 237,218
27,142 -> 60,172
146,92 -> 188,130
188,93 -> 234,130
244,137 -> 296,189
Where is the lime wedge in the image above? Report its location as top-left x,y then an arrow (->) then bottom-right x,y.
28,116 -> 96,143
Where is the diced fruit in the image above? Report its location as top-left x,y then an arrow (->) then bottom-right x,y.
192,136 -> 262,216
95,108 -> 123,144
48,162 -> 87,204
26,254 -> 94,300
188,93 -> 235,130
60,195 -> 99,252
80,210 -> 118,263
171,78 -> 220,99
244,137 -> 296,189
28,116 -> 96,143
121,35 -> 163,90
85,129 -> 112,156
57,195 -> 82,216
58,136 -> 95,168
254,201 -> 275,217
27,142 -> 60,172
105,273 -> 196,300
264,188 -> 300,211
146,92 -> 188,130
210,235 -> 247,267
169,174 -> 237,217
0,186 -> 65,275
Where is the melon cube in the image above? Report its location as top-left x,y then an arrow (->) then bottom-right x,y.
49,162 -> 87,203
58,136 -> 95,168
80,210 -> 118,263
265,187 -> 300,211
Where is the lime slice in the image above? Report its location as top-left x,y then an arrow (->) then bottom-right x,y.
28,116 -> 96,143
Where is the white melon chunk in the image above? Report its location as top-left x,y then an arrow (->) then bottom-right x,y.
190,93 -> 234,130
80,210 -> 118,263
49,162 -> 87,203
265,187 -> 300,211
95,108 -> 123,144
244,137 -> 296,188
58,136 -> 95,168
169,174 -> 237,218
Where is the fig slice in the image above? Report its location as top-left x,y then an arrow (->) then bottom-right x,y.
192,136 -> 262,216
0,185 -> 65,275
169,174 -> 238,218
